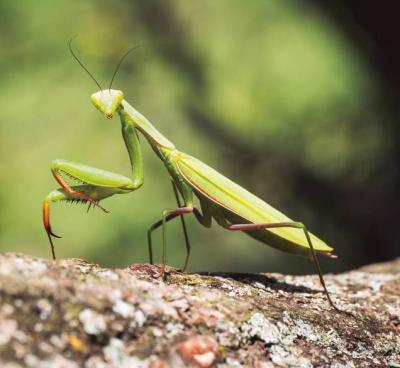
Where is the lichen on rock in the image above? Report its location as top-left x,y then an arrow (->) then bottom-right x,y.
0,253 -> 399,367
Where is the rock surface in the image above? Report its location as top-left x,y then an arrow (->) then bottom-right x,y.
0,253 -> 399,367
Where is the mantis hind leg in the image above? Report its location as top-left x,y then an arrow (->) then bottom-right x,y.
222,221 -> 339,311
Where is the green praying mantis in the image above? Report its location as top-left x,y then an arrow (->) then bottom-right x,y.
43,39 -> 339,310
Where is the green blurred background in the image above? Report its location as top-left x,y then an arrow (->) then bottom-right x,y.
0,0 -> 398,274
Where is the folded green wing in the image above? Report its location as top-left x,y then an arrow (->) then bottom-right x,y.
175,151 -> 333,253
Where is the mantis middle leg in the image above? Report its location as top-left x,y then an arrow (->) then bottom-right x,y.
146,182 -> 191,269
171,182 -> 192,272
147,212 -> 182,266
147,195 -> 212,272
160,207 -> 194,276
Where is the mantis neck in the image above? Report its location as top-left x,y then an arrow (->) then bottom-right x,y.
119,100 -> 175,150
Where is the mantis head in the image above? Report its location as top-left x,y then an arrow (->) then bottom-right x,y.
91,89 -> 124,119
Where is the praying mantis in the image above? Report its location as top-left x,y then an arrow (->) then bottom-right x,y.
43,39 -> 339,310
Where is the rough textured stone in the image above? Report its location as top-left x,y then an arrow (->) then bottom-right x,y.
0,253 -> 399,367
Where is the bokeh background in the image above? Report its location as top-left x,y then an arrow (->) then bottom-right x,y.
0,0 -> 398,274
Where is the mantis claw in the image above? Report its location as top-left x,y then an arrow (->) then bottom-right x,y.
49,230 -> 62,238
82,197 -> 109,213
43,201 -> 61,261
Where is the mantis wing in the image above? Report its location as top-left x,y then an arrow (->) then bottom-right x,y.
174,151 -> 333,255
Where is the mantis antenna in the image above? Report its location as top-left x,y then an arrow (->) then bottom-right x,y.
108,45 -> 141,90
68,35 -> 103,91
